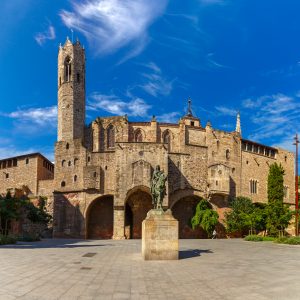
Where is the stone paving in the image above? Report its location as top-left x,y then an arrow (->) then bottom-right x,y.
0,239 -> 300,300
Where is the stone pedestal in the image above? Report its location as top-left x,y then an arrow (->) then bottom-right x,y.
142,209 -> 178,260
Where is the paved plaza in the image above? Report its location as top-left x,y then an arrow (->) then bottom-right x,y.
0,239 -> 300,300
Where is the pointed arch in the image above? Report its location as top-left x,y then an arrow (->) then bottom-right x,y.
162,129 -> 171,151
134,129 -> 143,142
107,124 -> 115,148
64,56 -> 72,82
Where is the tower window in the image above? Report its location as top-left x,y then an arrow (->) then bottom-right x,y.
59,77 -> 62,86
191,121 -> 195,126
74,175 -> 77,182
107,125 -> 115,148
77,73 -> 80,83
62,160 -> 66,167
87,156 -> 91,163
68,161 -> 71,167
5,173 -> 9,179
64,57 -> 72,82
66,143 -> 70,150
61,181 -> 66,187
74,158 -> 79,166
94,172 -> 97,178
26,158 -> 29,164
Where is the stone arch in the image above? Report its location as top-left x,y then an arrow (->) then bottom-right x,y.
124,186 -> 152,239
85,195 -> 114,239
134,128 -> 143,142
162,129 -> 171,151
170,189 -> 207,239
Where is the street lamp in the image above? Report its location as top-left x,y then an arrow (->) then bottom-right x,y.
293,134 -> 299,236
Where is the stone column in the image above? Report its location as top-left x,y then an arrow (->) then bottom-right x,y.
113,208 -> 125,240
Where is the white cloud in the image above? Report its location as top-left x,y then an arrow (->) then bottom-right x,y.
243,93 -> 300,148
60,0 -> 168,58
3,106 -> 57,126
88,93 -> 151,117
215,106 -> 237,116
140,62 -> 174,97
156,112 -> 180,123
35,25 -> 56,46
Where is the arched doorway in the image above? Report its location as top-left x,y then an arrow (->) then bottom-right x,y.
86,195 -> 113,239
172,196 -> 207,239
125,190 -> 152,239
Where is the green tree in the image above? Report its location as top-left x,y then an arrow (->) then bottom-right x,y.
266,163 -> 292,236
191,199 -> 219,237
224,197 -> 254,235
267,163 -> 284,203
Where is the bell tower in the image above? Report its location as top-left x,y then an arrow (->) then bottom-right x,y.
57,37 -> 85,141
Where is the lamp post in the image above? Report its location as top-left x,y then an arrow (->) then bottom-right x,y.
294,134 -> 299,236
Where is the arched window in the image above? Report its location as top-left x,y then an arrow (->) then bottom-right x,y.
64,56 -> 72,82
249,180 -> 258,194
134,129 -> 143,142
226,149 -> 230,160
107,125 -> 115,148
62,160 -> 66,167
163,130 -> 171,151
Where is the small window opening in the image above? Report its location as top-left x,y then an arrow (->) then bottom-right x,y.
68,161 -> 71,167
87,156 -> 91,163
74,175 -> 77,182
77,73 -> 80,83
226,149 -> 230,160
61,181 -> 66,187
66,143 -> 69,150
105,166 -> 108,170
6,173 -> 9,179
191,121 -> 195,126
26,158 -> 29,164
94,172 -> 97,178
62,160 -> 66,167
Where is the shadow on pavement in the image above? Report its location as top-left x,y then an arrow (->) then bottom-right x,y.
179,249 -> 213,259
0,239 -> 114,249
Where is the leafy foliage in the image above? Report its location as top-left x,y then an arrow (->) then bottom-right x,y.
266,163 -> 292,236
275,236 -> 300,245
244,235 -> 275,242
0,235 -> 17,245
224,197 -> 257,235
191,199 -> 219,237
0,193 -> 51,236
267,163 -> 284,203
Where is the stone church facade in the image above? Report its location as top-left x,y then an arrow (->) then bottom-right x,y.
0,38 -> 295,239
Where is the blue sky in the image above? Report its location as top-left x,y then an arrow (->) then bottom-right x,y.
0,0 -> 300,161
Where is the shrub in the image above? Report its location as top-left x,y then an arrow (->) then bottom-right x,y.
244,235 -> 263,242
0,235 -> 17,245
275,237 -> 300,245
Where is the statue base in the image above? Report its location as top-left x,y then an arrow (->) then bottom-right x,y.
142,209 -> 179,260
